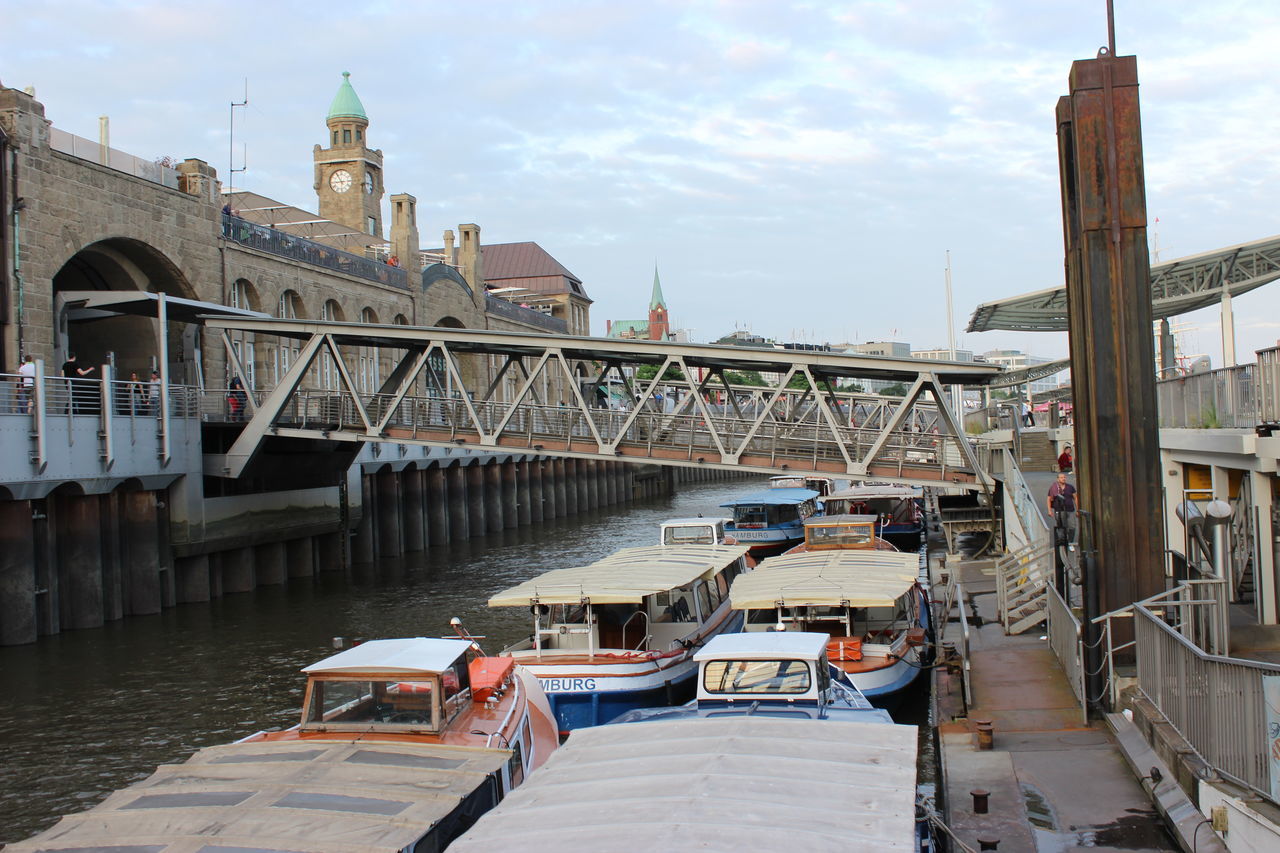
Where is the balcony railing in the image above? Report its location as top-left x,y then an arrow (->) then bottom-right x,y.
484,294 -> 568,333
221,214 -> 409,290
1157,346 -> 1280,428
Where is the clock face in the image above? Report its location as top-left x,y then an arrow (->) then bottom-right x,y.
364,173 -> 375,194
329,169 -> 353,193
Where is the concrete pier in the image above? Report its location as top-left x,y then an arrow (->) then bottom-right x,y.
55,494 -> 104,631
0,500 -> 36,645
402,467 -> 425,552
122,491 -> 161,615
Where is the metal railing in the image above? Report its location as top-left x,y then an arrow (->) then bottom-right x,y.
221,214 -> 409,289
49,127 -> 181,189
1045,584 -> 1086,724
1157,363 -> 1257,428
1260,345 -> 1280,423
1002,447 -> 1051,551
994,540 -> 1054,634
1,373 -> 199,419
1135,603 -> 1280,804
484,294 -> 567,333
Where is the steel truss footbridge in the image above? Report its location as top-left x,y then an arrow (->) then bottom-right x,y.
204,319 -> 1003,489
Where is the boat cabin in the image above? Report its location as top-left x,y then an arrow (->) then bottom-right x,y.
768,474 -> 844,496
731,550 -> 925,655
490,545 -> 751,656
659,516 -> 731,545
802,514 -> 882,550
298,637 -> 491,734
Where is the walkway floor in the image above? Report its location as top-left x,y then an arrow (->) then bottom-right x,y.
932,549 -> 1177,852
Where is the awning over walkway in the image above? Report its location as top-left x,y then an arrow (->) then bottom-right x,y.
223,189 -> 388,252
57,290 -> 269,324
967,233 -> 1280,332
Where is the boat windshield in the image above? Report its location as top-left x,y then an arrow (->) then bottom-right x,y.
302,676 -> 449,731
806,522 -> 875,548
732,504 -> 795,527
663,525 -> 717,545
702,659 -> 812,694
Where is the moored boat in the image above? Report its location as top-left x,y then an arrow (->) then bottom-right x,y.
721,487 -> 819,554
7,637 -> 558,853
658,515 -> 732,545
821,483 -> 925,550
611,630 -> 892,724
786,512 -> 902,553
729,549 -> 931,709
487,544 -> 751,733
768,473 -> 849,496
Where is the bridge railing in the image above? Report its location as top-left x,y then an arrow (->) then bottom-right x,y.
1259,345 -> 1280,423
220,214 -> 409,290
1157,363 -> 1257,428
253,388 -> 975,475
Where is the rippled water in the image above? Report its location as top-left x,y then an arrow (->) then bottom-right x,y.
0,477 -> 771,843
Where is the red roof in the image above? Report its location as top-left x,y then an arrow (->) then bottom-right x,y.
483,242 -> 587,297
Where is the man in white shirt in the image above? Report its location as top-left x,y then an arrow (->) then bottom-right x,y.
17,355 -> 35,413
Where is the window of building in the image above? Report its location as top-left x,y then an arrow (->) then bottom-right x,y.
343,128 -> 351,144
332,130 -> 338,145
367,216 -> 376,235
356,128 -> 362,141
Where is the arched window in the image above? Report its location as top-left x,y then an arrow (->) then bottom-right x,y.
278,290 -> 303,319
322,299 -> 344,322
274,290 -> 305,383
360,307 -> 379,325
393,314 -> 409,326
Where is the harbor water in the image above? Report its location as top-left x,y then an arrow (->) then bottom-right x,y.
0,476 -> 930,842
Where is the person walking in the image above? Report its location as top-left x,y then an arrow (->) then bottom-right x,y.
1057,444 -> 1074,474
1046,472 -> 1079,546
1021,400 -> 1034,427
17,355 -> 35,414
61,352 -> 95,413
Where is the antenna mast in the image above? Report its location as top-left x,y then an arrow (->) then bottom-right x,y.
228,79 -> 248,194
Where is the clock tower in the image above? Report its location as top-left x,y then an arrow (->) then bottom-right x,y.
313,71 -> 384,238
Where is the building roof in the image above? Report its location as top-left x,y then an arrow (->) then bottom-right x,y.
481,242 -> 586,297
607,319 -> 649,338
327,71 -> 368,121
650,267 -> 666,310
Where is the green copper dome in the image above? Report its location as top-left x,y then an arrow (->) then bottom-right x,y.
327,71 -> 368,121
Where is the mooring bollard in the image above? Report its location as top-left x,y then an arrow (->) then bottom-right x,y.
975,718 -> 994,750
970,789 -> 990,814
977,838 -> 1000,851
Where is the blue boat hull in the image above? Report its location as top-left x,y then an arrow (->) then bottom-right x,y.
546,669 -> 698,731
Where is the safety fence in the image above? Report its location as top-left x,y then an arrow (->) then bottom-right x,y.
1045,584 -> 1086,724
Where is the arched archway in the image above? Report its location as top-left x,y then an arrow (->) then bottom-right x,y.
52,238 -> 197,381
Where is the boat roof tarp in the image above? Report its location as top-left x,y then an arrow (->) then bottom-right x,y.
6,740 -> 510,853
823,484 -> 920,500
731,551 -> 921,609
303,637 -> 472,675
488,544 -> 751,607
720,488 -> 818,506
694,631 -> 831,661
448,716 -> 918,852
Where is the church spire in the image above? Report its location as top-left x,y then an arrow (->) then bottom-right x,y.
649,266 -> 666,310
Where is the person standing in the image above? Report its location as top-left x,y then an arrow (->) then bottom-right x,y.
1046,472 -> 1079,545
128,372 -> 145,415
1021,401 -> 1034,427
227,375 -> 248,421
148,370 -> 162,416
17,355 -> 35,414
1057,444 -> 1074,474
61,352 -> 95,413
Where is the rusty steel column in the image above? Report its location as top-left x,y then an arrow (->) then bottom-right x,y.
1056,49 -> 1164,679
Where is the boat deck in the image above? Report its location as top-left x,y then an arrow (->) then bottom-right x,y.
5,740 -> 511,853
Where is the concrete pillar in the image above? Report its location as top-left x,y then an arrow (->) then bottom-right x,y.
353,473 -> 376,563
467,464 -> 486,537
31,499 -> 57,636
529,460 -> 544,523
1252,471 -> 1277,624
55,494 -> 105,630
377,468 -> 403,558
222,546 -> 255,593
447,464 -> 470,542
585,460 -> 599,512
287,537 -> 314,578
606,462 -> 618,505
563,458 -> 578,512
255,541 -> 287,586
175,554 -> 210,602
576,458 -> 588,512
122,491 -> 162,616
517,461 -> 532,526
99,493 -> 123,623
502,461 -> 519,529
540,459 -> 556,520
426,466 -> 449,545
317,531 -> 344,572
0,501 -> 37,645
485,463 -> 504,534
208,552 -> 224,599
552,455 -> 568,514
403,467 -> 425,551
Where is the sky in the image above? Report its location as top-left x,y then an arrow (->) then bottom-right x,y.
5,0 -> 1279,365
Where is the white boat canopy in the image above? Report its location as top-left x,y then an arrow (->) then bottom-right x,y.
694,631 -> 831,662
730,551 -> 921,610
449,717 -> 919,853
302,637 -> 472,675
488,544 -> 750,607
822,484 -> 920,500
